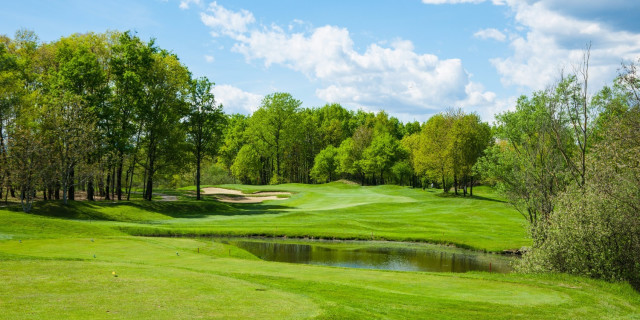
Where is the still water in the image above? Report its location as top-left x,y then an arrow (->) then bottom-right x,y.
221,239 -> 513,273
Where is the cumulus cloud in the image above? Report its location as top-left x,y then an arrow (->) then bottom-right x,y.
200,1 -> 255,37
474,28 -> 506,41
212,84 -> 263,114
204,54 -> 214,63
199,3 -> 497,117
179,0 -> 201,10
491,0 -> 640,90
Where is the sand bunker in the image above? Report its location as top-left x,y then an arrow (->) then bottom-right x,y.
201,187 -> 291,203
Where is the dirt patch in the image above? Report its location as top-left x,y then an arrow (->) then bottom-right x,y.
216,195 -> 285,203
201,187 -> 291,203
201,187 -> 244,196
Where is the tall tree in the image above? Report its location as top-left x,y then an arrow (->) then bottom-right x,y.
186,77 -> 224,200
248,92 -> 301,184
110,31 -> 153,201
139,50 -> 190,200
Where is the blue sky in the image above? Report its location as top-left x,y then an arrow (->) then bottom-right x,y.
2,0 -> 640,122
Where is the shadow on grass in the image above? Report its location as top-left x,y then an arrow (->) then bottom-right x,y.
23,197 -> 289,221
435,192 -> 506,203
125,199 -> 288,218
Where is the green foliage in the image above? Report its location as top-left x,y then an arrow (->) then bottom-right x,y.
231,144 -> 261,184
518,107 -> 640,289
310,145 -> 338,182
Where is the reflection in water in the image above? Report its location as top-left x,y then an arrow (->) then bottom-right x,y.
225,240 -> 513,273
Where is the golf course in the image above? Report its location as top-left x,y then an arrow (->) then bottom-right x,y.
1,182 -> 639,319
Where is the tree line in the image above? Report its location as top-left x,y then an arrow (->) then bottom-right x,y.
1,30 -> 493,212
1,30 -> 224,211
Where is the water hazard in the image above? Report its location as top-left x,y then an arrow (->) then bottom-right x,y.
222,239 -> 514,273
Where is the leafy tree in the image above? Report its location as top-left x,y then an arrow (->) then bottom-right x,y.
248,92 -> 301,184
139,50 -> 191,200
362,132 -> 403,184
231,144 -> 261,184
218,114 -> 248,172
476,93 -> 571,225
310,145 -> 338,183
336,125 -> 373,185
417,113 -> 454,192
317,103 -> 353,148
110,31 -> 154,200
450,113 -> 491,196
186,77 -> 225,200
518,106 -> 640,289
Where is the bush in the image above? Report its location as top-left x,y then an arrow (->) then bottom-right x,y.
517,108 -> 640,289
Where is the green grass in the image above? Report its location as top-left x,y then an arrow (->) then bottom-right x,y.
0,182 -> 638,318
4,182 -> 530,251
0,236 -> 638,319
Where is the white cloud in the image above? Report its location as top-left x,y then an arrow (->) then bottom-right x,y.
200,1 -> 255,37
199,4 -> 497,117
474,28 -> 506,41
491,0 -> 640,90
179,0 -> 201,10
204,54 -> 214,63
212,84 -> 263,114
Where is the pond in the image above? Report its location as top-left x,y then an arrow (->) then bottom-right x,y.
219,238 -> 514,273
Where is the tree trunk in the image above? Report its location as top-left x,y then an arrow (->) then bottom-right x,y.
453,174 -> 458,195
116,158 -> 123,201
87,178 -> 94,201
110,166 -> 116,200
68,166 -> 75,201
145,156 -> 154,201
55,182 -> 60,200
196,155 -> 201,200
470,176 -> 474,197
105,171 -> 111,200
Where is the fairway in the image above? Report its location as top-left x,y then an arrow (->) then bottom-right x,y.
1,183 -> 639,319
5,183 -> 529,251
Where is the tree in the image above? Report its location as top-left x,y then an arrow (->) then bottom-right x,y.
7,116 -> 43,212
417,113 -> 454,192
450,113 -> 491,196
231,144 -> 261,184
110,31 -> 153,200
248,92 -> 301,184
518,106 -> 640,289
362,132 -> 403,185
336,125 -> 373,185
476,93 -> 571,225
310,145 -> 338,183
218,113 -> 248,169
139,50 -> 191,200
186,77 -> 224,200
